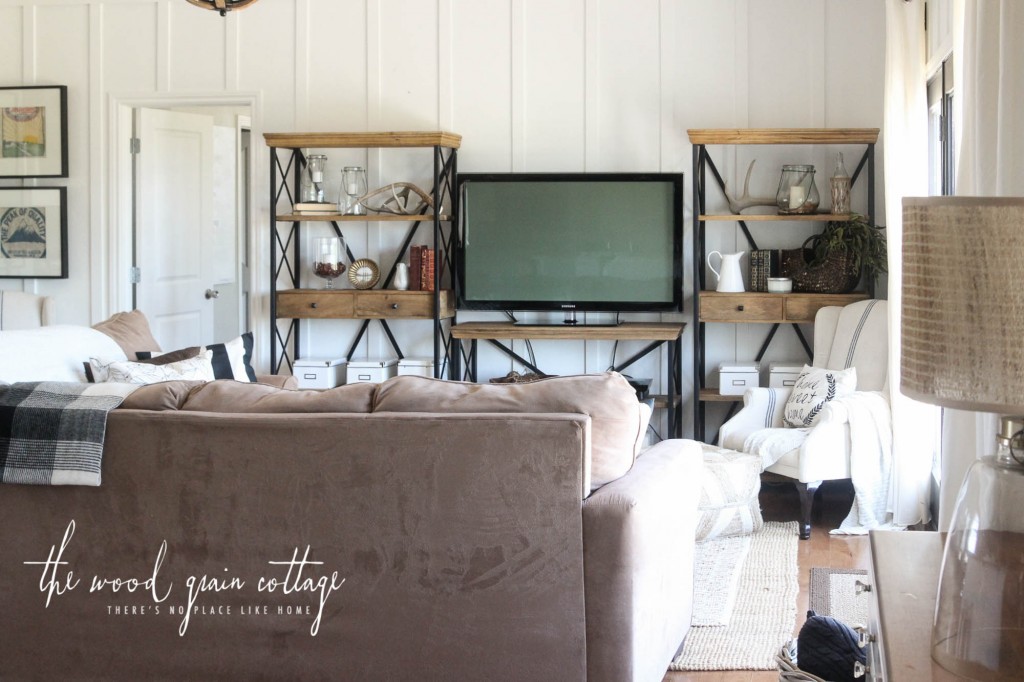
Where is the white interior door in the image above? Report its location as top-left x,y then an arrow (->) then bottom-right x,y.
136,107 -> 215,348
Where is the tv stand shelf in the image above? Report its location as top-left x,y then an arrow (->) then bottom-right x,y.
451,322 -> 685,438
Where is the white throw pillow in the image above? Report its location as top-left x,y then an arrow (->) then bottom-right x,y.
783,365 -> 857,428
136,332 -> 257,383
90,350 -> 215,385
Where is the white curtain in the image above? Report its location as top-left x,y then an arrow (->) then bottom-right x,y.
883,0 -> 938,527
939,0 -> 1024,529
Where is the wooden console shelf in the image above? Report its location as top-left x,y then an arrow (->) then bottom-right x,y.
451,321 -> 684,341
867,531 -> 968,681
699,213 -> 856,222
687,128 -> 879,145
263,131 -> 461,149
699,291 -> 869,324
276,213 -> 447,223
277,289 -> 454,320
452,321 -> 685,438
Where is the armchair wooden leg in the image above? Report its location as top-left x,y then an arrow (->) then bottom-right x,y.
795,480 -> 822,540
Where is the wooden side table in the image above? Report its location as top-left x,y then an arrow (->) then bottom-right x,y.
866,530 -> 967,681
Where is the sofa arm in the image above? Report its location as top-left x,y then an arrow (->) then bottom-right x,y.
582,438 -> 703,682
718,387 -> 792,450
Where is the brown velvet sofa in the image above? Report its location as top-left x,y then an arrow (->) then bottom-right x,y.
0,319 -> 703,681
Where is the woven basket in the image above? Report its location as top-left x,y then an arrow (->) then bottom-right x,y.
776,639 -> 829,682
780,247 -> 861,294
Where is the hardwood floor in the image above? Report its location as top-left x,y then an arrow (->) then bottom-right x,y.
662,478 -> 871,682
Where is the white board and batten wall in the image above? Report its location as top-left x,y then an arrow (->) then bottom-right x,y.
0,0 -> 885,438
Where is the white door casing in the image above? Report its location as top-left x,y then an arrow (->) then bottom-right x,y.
135,107 -> 215,348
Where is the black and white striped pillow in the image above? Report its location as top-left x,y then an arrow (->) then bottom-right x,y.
138,332 -> 257,383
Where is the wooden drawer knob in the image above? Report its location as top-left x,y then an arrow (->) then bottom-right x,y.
391,303 -> 399,310
310,302 -> 318,309
737,305 -> 745,312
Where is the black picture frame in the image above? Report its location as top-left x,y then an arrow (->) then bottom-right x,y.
0,187 -> 68,279
0,85 -> 69,178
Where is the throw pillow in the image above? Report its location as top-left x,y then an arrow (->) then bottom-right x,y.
83,346 -> 202,382
137,332 -> 257,383
90,351 -> 216,385
783,365 -> 857,428
92,310 -> 161,360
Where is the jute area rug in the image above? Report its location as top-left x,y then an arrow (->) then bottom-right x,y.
671,521 -> 799,671
808,567 -> 870,627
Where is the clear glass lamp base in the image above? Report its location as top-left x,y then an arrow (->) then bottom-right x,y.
933,418 -> 1024,681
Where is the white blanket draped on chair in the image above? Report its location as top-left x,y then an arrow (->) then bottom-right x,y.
743,391 -> 900,534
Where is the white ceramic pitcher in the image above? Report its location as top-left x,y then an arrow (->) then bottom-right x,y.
707,250 -> 745,292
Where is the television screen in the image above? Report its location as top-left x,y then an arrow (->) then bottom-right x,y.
457,173 -> 683,313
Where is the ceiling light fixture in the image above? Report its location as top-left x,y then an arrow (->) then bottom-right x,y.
185,0 -> 259,17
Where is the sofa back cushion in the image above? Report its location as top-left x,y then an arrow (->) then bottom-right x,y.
92,310 -> 161,360
373,373 -> 644,491
181,379 -> 376,413
0,325 -> 126,383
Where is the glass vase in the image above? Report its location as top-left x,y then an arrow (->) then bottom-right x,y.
312,236 -> 346,289
341,166 -> 368,215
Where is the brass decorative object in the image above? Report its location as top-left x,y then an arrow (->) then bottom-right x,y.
348,258 -> 380,290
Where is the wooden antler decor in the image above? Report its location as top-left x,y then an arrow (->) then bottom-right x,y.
185,0 -> 259,17
723,160 -> 778,214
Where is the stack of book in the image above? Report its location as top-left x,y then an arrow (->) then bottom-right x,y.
749,249 -> 780,292
293,202 -> 339,215
408,245 -> 436,292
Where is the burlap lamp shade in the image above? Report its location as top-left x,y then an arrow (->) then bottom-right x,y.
901,196 -> 1024,413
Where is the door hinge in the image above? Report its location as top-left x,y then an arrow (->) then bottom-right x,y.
130,137 -> 141,154
129,266 -> 141,284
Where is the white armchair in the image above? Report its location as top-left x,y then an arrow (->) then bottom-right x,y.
0,291 -> 55,329
718,299 -> 889,539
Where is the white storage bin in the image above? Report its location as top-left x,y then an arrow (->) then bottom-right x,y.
293,358 -> 346,390
769,362 -> 805,389
346,359 -> 398,384
719,362 -> 760,396
397,357 -> 434,378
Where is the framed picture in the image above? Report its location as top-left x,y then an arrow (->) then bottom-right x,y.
0,85 -> 68,178
0,187 -> 67,279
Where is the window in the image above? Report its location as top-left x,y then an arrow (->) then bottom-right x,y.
927,56 -> 955,196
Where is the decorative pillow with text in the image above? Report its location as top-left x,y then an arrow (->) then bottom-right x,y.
783,365 -> 857,428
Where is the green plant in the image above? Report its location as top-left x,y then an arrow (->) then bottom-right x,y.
806,213 -> 887,282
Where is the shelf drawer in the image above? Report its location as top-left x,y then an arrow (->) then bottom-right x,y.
700,294 -> 783,322
276,290 -> 356,318
353,291 -> 451,319
276,289 -> 454,320
784,293 -> 868,323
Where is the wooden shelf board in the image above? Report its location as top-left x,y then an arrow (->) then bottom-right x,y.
699,389 -> 743,403
277,213 -> 446,222
699,213 -> 855,222
264,131 -> 461,149
687,128 -> 879,145
451,321 -> 684,342
650,394 -> 681,409
699,291 -> 868,300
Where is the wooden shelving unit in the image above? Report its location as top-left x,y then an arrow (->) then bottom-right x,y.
689,127 -> 879,441
265,131 -> 461,377
452,322 -> 685,438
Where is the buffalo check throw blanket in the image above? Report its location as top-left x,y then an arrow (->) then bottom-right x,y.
0,381 -> 137,486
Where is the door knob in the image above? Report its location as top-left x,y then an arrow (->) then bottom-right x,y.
205,289 -> 220,300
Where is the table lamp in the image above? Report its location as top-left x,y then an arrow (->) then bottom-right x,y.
901,196 -> 1024,681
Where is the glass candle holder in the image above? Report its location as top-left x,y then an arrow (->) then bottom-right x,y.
301,154 -> 329,204
776,164 -> 820,214
341,166 -> 368,215
312,236 -> 346,289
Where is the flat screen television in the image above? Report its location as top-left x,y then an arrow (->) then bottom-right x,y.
457,172 -> 683,316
